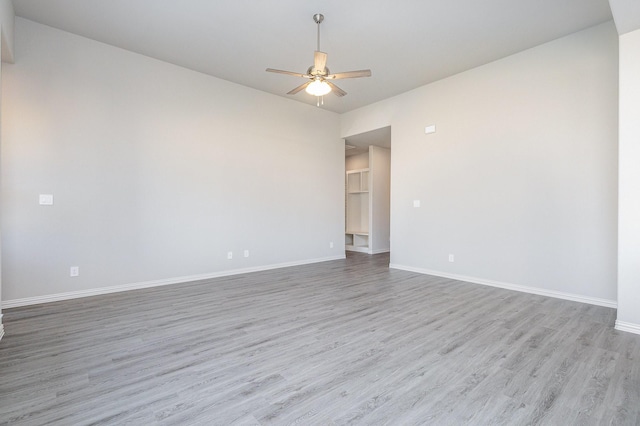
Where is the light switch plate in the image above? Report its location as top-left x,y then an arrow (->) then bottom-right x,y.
39,194 -> 54,205
413,200 -> 421,208
425,125 -> 436,134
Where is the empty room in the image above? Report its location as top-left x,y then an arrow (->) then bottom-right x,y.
1,0 -> 640,424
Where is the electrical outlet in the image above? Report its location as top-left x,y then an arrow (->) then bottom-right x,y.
244,250 -> 249,258
448,254 -> 454,263
329,242 -> 334,249
70,266 -> 79,277
227,251 -> 233,260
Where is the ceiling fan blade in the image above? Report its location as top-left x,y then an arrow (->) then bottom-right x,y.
266,68 -> 309,78
287,81 -> 311,95
314,51 -> 327,74
326,81 -> 347,97
327,69 -> 372,79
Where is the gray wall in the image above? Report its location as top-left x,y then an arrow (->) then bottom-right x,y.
341,22 -> 619,305
1,18 -> 344,303
0,17 -> 624,317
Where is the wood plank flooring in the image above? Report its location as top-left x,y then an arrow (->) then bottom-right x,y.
1,252 -> 639,425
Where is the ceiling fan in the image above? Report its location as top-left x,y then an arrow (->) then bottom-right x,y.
266,13 -> 372,105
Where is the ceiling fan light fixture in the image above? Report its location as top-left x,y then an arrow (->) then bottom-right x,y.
266,13 -> 371,102
305,79 -> 332,96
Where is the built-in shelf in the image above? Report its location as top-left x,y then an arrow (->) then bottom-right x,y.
344,146 -> 391,255
346,168 -> 370,253
345,231 -> 369,253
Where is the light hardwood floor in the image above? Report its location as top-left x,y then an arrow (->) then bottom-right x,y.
1,252 -> 639,425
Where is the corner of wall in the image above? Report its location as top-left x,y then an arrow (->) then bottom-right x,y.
0,0 -> 13,340
0,0 -> 15,63
616,28 -> 640,328
615,320 -> 640,335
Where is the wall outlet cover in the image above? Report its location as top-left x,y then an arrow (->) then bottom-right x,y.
39,194 -> 54,205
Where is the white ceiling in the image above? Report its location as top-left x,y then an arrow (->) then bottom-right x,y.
345,126 -> 391,157
12,0 -> 613,113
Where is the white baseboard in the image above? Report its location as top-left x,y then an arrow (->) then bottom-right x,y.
3,255 -> 346,309
345,247 -> 389,254
346,246 -> 369,254
370,248 -> 390,254
389,264 -> 617,309
615,320 -> 640,335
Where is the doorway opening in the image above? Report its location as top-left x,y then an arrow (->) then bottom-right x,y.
344,126 -> 391,255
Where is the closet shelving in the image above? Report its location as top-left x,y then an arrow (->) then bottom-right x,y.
344,145 -> 391,255
345,168 -> 370,252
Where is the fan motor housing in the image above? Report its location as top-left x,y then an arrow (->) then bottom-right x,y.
308,65 -> 329,76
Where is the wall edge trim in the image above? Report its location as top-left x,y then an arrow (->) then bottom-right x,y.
371,248 -> 390,254
389,263 -> 617,309
3,255 -> 346,309
615,320 -> 640,335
